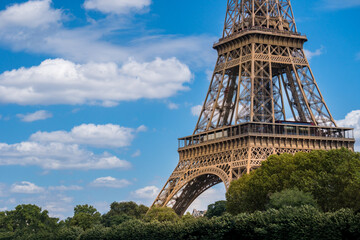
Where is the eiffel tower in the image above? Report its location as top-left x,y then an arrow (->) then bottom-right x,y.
152,0 -> 355,215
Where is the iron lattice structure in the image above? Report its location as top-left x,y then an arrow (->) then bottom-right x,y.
152,0 -> 355,215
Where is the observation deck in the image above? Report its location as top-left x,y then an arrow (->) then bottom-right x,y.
179,122 -> 355,150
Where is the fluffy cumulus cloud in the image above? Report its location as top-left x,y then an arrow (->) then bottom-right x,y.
11,182 -> 45,194
304,47 -> 324,60
0,58 -> 191,106
0,142 -> 131,170
84,0 -> 151,14
191,105 -> 202,117
0,0 -> 62,29
132,186 -> 159,199
131,185 -> 159,205
0,123 -> 143,170
0,0 -> 214,66
90,176 -> 131,188
17,110 -> 52,122
30,124 -> 144,148
337,110 -> 360,150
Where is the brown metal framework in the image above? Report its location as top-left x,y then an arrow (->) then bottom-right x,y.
151,0 -> 355,215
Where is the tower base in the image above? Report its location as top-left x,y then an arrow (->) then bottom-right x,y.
152,122 -> 355,215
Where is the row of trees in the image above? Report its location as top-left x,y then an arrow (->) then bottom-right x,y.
0,202 -> 151,240
1,205 -> 360,240
0,148 -> 359,239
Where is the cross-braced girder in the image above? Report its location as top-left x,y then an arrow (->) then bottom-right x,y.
194,40 -> 337,133
223,0 -> 297,38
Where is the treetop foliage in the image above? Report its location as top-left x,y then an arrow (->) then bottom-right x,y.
226,148 -> 360,214
205,200 -> 227,218
266,188 -> 319,210
143,207 -> 179,223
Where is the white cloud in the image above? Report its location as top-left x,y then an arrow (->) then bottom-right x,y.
0,0 -> 214,66
191,105 -> 202,117
304,47 -> 324,60
11,181 -> 45,194
21,192 -> 74,219
17,110 -> 52,122
132,185 -> 159,199
167,102 -> 179,110
337,110 -> 360,151
187,185 -> 226,212
322,0 -> 360,9
131,150 -> 141,158
90,176 -> 131,188
0,58 -> 191,106
30,124 -> 142,148
136,125 -> 148,132
0,183 -> 7,197
48,185 -> 83,191
0,141 -> 131,170
0,123 -> 139,170
0,207 -> 7,211
84,0 -> 151,15
0,0 -> 62,29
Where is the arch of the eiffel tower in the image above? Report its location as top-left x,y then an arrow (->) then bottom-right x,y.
151,0 -> 355,215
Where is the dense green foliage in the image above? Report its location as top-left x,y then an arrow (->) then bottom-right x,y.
101,201 -> 148,227
69,204 -> 102,230
205,200 -> 227,218
1,206 -> 360,240
0,204 -> 59,239
143,207 -> 179,222
267,189 -> 319,210
227,148 -> 360,214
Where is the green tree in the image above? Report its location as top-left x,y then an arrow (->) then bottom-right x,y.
106,201 -> 148,218
4,204 -> 58,238
267,188 -> 318,210
101,213 -> 135,227
56,226 -> 83,240
144,207 -> 179,222
101,201 -> 148,227
205,200 -> 227,218
227,149 -> 360,214
79,226 -> 109,240
182,212 -> 195,221
70,205 -> 101,230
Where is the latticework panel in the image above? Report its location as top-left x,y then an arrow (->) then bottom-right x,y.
195,40 -> 336,134
223,0 -> 297,38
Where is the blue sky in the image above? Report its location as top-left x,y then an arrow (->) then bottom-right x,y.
0,0 -> 359,219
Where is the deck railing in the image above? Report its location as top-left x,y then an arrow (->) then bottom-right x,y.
178,122 -> 354,149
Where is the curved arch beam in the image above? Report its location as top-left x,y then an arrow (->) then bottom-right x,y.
163,167 -> 230,215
